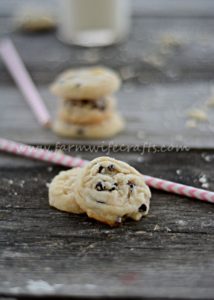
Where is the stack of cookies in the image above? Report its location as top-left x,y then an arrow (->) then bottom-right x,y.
50,66 -> 124,139
49,156 -> 151,227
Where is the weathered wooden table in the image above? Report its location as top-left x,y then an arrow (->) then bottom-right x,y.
0,1 -> 214,299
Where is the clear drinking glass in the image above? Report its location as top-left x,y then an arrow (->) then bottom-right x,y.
58,0 -> 131,47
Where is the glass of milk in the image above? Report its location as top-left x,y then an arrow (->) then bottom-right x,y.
58,0 -> 131,47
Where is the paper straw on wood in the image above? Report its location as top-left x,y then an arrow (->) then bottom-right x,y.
0,138 -> 87,168
144,175 -> 214,204
0,39 -> 51,127
0,137 -> 214,204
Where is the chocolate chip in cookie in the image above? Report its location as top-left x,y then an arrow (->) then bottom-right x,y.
139,204 -> 147,212
128,181 -> 135,192
109,186 -> 116,192
98,166 -> 104,173
75,83 -> 82,88
95,182 -> 104,191
107,164 -> 115,172
96,200 -> 106,204
76,128 -> 85,136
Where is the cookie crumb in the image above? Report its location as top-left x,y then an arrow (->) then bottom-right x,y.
185,119 -> 197,128
202,182 -> 209,189
19,180 -> 25,188
187,108 -> 208,122
199,174 -> 209,189
176,169 -> 182,175
8,179 -> 14,185
165,226 -> 172,232
199,174 -> 207,184
47,166 -> 53,172
201,153 -> 213,162
119,66 -> 135,81
143,54 -> 164,68
134,230 -> 146,235
206,96 -> 214,107
154,224 -> 160,231
176,220 -> 187,226
137,156 -> 144,163
26,279 -> 62,293
160,34 -> 182,50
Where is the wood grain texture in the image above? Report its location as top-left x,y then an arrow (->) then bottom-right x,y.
0,84 -> 214,147
0,150 -> 214,299
1,3 -> 214,299
1,0 -> 214,17
2,17 -> 214,84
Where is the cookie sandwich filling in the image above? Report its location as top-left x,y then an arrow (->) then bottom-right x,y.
63,98 -> 107,111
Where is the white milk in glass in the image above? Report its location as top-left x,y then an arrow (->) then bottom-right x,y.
58,0 -> 131,46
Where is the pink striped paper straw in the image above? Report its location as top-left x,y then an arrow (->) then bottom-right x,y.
0,138 -> 87,168
0,137 -> 214,204
0,39 -> 51,127
143,175 -> 214,204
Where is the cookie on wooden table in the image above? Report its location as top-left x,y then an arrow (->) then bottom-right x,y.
75,157 -> 151,226
15,9 -> 56,32
50,66 -> 121,100
49,168 -> 84,214
52,112 -> 124,139
58,96 -> 116,125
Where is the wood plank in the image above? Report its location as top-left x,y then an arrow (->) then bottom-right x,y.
0,0 -> 56,17
133,0 -> 214,17
0,150 -> 214,299
1,0 -> 214,17
0,83 -> 214,148
2,18 -> 214,84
